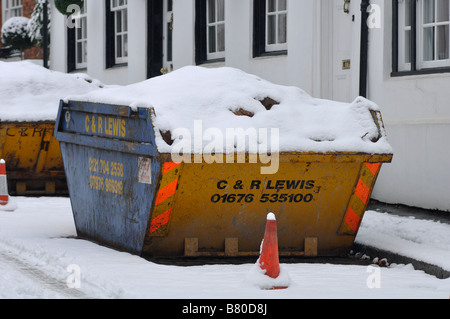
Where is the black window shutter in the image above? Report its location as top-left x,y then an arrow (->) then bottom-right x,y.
105,0 -> 115,68
253,0 -> 266,57
67,26 -> 76,72
195,0 -> 207,65
147,0 -> 163,78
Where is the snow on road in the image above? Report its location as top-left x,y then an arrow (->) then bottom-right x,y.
0,197 -> 449,299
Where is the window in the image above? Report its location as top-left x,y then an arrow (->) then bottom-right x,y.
266,0 -> 287,52
394,0 -> 450,74
2,0 -> 22,21
106,0 -> 128,67
207,0 -> 225,60
67,4 -> 87,72
75,5 -> 88,69
253,0 -> 287,57
195,0 -> 225,64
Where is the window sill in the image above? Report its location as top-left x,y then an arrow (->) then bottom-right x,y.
196,58 -> 225,66
72,67 -> 87,72
106,62 -> 128,70
391,67 -> 450,77
253,50 -> 288,59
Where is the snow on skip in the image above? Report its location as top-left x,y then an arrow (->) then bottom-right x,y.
65,66 -> 393,155
0,61 -> 106,122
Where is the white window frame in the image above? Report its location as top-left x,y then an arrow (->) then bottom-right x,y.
265,0 -> 287,53
417,0 -> 450,69
397,0 -> 450,71
398,0 -> 412,71
74,5 -> 88,69
110,0 -> 128,65
206,0 -> 225,60
2,0 -> 22,22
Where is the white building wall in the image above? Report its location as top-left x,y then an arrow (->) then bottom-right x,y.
49,0 -> 67,72
50,0 -> 340,93
367,0 -> 450,212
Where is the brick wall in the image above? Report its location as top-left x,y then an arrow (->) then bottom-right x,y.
23,0 -> 43,59
0,0 -> 43,59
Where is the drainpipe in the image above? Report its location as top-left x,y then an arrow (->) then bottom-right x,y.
359,0 -> 370,98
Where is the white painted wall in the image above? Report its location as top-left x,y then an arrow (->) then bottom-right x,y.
366,0 -> 450,212
50,0 -> 341,94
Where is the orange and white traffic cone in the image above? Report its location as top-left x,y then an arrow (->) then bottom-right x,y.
258,213 -> 288,290
0,159 -> 9,206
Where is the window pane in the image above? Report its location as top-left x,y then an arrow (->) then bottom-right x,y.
278,13 -> 287,44
268,0 -> 276,13
124,34 -> 128,57
405,0 -> 412,27
217,0 -> 225,22
117,35 -> 122,58
423,27 -> 435,60
77,43 -> 83,64
437,0 -> 449,22
405,30 -> 412,63
217,23 -> 225,52
209,26 -> 216,53
167,23 -> 173,61
116,11 -> 122,33
424,0 -> 435,24
83,42 -> 87,63
123,10 -> 128,32
267,15 -> 276,44
278,0 -> 287,11
82,18 -> 87,39
208,0 -> 216,23
437,25 -> 449,59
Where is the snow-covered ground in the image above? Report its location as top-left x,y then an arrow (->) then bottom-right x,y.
0,196 -> 448,300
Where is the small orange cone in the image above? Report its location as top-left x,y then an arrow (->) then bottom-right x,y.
0,159 -> 9,206
258,212 -> 288,290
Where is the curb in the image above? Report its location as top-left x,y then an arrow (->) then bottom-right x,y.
353,243 -> 450,280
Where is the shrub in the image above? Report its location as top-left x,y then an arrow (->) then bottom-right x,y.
1,17 -> 34,56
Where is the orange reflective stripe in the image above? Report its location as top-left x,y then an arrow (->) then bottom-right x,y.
365,162 -> 381,176
355,179 -> 370,204
344,207 -> 361,233
150,209 -> 172,234
162,162 -> 181,175
154,178 -> 179,206
340,162 -> 382,235
149,163 -> 183,237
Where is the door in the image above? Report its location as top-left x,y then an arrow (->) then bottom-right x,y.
331,0 -> 354,103
147,0 -> 163,78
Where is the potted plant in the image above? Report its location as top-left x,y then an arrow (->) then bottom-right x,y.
54,0 -> 84,16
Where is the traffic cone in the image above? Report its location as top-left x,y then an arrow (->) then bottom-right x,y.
258,212 -> 288,290
0,159 -> 9,206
